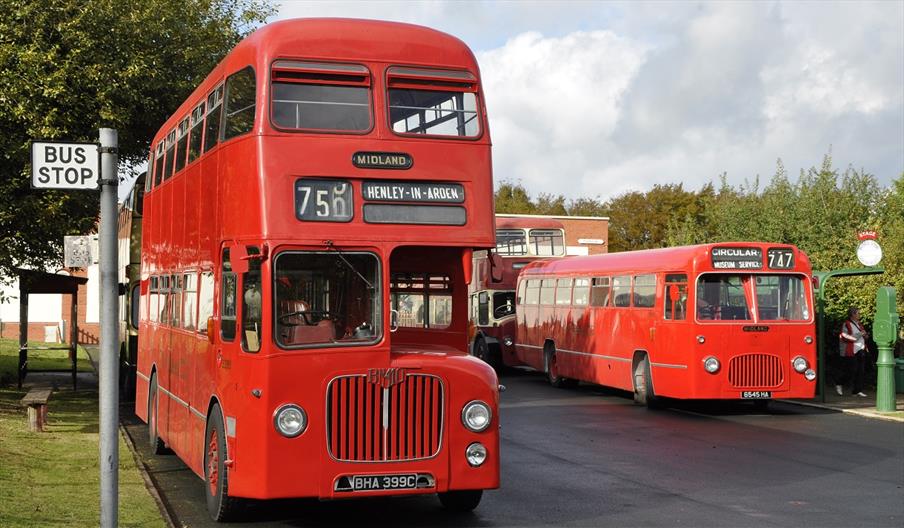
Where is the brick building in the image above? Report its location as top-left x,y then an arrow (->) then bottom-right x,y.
495,213 -> 609,255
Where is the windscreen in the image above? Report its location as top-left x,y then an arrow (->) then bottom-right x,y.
754,274 -> 810,321
696,274 -> 751,321
274,252 -> 380,347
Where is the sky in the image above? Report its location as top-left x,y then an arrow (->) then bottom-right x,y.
276,0 -> 904,203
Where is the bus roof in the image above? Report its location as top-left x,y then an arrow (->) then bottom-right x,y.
496,216 -> 565,230
153,18 -> 481,144
520,242 -> 811,276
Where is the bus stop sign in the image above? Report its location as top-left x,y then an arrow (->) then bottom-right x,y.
31,141 -> 99,190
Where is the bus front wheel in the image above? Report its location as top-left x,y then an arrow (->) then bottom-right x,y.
204,404 -> 242,521
633,356 -> 660,408
438,489 -> 483,512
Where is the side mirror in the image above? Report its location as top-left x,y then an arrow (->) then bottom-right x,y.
489,252 -> 504,283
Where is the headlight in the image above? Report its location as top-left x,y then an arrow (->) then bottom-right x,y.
274,404 -> 307,438
703,356 -> 720,374
804,369 -> 816,381
461,400 -> 492,432
503,336 -> 513,346
466,442 -> 487,467
792,356 -> 808,373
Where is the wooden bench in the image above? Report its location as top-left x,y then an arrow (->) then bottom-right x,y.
21,388 -> 53,432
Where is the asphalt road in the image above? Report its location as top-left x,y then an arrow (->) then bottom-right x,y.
123,368 -> 904,527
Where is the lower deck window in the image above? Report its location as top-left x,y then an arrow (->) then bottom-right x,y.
391,273 -> 452,329
275,252 -> 380,347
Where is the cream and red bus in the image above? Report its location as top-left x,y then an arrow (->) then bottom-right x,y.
136,18 -> 500,520
515,242 -> 817,407
469,216 -> 565,369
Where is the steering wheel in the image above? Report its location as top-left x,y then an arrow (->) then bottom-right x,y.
494,305 -> 514,318
278,310 -> 332,326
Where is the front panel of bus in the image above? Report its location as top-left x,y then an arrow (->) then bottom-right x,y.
654,245 -> 817,400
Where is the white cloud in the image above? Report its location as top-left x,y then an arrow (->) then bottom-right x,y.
275,1 -> 904,201
477,30 -> 647,197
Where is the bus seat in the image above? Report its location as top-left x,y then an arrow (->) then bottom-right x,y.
288,320 -> 335,345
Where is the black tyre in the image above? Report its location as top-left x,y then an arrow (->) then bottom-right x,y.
438,489 -> 483,512
545,347 -> 577,389
204,404 -> 243,521
148,375 -> 167,455
633,355 -> 660,408
473,337 -> 491,364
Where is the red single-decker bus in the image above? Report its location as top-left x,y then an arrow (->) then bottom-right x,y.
515,242 -> 817,406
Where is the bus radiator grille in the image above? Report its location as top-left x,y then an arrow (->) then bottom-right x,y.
326,374 -> 444,462
727,354 -> 784,388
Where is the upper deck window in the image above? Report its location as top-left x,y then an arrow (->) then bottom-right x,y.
529,229 -> 565,256
223,67 -> 256,140
495,229 -> 527,256
271,60 -> 371,132
387,67 -> 480,138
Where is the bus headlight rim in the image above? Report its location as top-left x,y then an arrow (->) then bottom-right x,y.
273,404 -> 307,438
703,356 -> 720,374
461,400 -> 492,432
792,356 -> 809,373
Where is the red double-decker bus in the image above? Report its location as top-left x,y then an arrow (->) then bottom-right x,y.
469,216 -> 565,369
514,243 -> 817,407
135,19 -> 500,520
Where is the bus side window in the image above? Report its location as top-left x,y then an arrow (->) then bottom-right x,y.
612,276 -> 631,307
241,247 -> 262,352
477,291 -> 489,326
517,279 -> 526,305
172,274 -> 182,328
539,279 -> 555,306
159,275 -> 170,324
204,85 -> 224,152
555,278 -> 573,306
664,274 -> 688,320
525,279 -> 540,305
633,274 -> 656,308
198,270 -> 215,333
590,277 -> 610,307
572,278 -> 590,307
223,67 -> 256,140
149,276 -> 159,323
183,272 -> 198,331
221,249 -> 237,341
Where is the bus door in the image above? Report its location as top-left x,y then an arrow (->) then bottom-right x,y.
652,273 -> 690,397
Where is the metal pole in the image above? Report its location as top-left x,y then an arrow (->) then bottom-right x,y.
99,128 -> 119,527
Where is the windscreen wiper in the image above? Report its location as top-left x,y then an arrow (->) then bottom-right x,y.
323,240 -> 375,290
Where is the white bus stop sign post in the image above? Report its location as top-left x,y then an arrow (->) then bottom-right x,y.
30,134 -> 118,527
31,142 -> 99,190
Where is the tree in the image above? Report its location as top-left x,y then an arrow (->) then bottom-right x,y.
603,183 -> 702,252
0,0 -> 273,282
494,181 -> 537,214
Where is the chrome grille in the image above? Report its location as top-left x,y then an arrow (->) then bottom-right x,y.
728,354 -> 783,388
327,374 -> 444,462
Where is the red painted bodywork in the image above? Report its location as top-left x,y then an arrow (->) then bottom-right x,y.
514,243 -> 818,400
468,217 -> 565,367
134,19 -> 499,501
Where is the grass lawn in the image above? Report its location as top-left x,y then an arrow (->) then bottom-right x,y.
0,340 -> 166,527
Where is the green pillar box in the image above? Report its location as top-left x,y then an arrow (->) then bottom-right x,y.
873,286 -> 898,412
